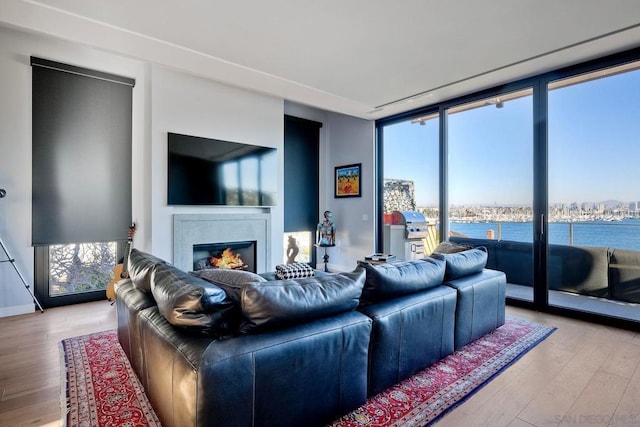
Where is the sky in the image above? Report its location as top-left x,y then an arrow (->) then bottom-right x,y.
383,67 -> 640,207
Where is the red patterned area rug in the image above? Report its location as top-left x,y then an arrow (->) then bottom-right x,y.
330,317 -> 556,427
60,317 -> 554,427
60,331 -> 160,427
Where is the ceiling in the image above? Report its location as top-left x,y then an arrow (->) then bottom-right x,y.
2,0 -> 640,119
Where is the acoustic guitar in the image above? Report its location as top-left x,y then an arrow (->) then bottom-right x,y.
106,224 -> 136,302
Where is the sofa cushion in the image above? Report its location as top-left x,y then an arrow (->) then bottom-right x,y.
192,268 -> 266,303
432,247 -> 488,280
360,257 -> 446,302
239,266 -> 366,332
128,249 -> 166,293
450,237 -> 500,270
151,263 -> 238,337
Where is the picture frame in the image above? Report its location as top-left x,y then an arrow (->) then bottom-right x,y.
334,163 -> 362,198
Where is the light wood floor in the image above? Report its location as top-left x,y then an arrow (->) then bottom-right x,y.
0,303 -> 638,427
0,301 -> 117,427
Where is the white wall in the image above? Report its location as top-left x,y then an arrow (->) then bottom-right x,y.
285,102 -> 376,271
324,113 -> 376,271
149,66 -> 284,266
0,25 -> 373,317
0,26 -> 284,317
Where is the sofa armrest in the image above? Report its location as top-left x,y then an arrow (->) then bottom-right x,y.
358,285 -> 457,396
114,279 -> 156,385
445,269 -> 506,349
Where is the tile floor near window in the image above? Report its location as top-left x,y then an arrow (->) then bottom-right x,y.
0,303 -> 638,427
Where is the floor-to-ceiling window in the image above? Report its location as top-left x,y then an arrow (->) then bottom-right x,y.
547,60 -> 640,320
447,89 -> 534,301
447,90 -> 534,241
376,47 -> 640,328
380,112 -> 439,255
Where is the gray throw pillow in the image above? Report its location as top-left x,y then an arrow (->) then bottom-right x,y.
192,269 -> 266,303
431,240 -> 471,254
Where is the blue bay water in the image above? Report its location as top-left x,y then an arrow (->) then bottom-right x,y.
450,218 -> 640,251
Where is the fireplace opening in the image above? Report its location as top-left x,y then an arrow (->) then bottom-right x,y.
193,241 -> 257,273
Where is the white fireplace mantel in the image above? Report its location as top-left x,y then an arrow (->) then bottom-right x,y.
173,213 -> 271,272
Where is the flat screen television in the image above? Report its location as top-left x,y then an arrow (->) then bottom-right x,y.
167,132 -> 277,206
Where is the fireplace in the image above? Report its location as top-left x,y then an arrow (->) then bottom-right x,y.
173,214 -> 271,273
193,241 -> 257,273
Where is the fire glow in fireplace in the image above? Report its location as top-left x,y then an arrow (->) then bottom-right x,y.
193,241 -> 257,272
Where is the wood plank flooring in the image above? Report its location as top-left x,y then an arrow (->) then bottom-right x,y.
0,301 -> 117,426
0,303 -> 638,427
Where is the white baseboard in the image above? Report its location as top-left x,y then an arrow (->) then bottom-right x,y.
0,304 -> 36,318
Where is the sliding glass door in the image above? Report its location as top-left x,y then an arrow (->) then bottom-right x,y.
547,60 -> 640,320
377,48 -> 640,327
447,89 -> 534,302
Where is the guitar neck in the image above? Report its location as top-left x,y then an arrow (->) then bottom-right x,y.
120,240 -> 133,278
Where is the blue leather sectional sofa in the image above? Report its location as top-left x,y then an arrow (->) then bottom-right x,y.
115,247 -> 506,427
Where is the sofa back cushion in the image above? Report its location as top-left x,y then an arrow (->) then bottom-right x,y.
360,257 -> 446,302
239,267 -> 366,332
151,263 -> 238,337
432,247 -> 488,280
449,237 -> 500,270
128,249 -> 166,293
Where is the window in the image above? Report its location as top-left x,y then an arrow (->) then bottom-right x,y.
381,114 -> 439,253
31,57 -> 134,307
48,243 -> 116,295
377,48 -> 640,328
548,60 -> 640,314
447,89 -> 533,242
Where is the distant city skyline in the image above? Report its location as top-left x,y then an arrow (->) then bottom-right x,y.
384,65 -> 640,206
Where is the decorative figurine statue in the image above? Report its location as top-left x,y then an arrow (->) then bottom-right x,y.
286,235 -> 299,264
317,210 -> 336,246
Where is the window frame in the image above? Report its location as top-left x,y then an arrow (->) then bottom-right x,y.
375,46 -> 640,331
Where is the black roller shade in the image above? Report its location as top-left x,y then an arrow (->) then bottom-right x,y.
31,57 -> 134,245
284,115 -> 321,232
